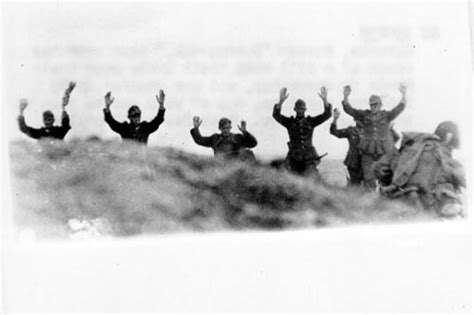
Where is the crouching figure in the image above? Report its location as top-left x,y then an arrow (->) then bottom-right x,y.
373,121 -> 465,217
190,116 -> 258,162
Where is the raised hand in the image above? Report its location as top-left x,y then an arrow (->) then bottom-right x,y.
19,98 -> 28,114
238,120 -> 247,133
343,85 -> 351,98
399,83 -> 407,96
193,116 -> 202,129
278,87 -> 289,105
104,91 -> 114,110
66,81 -> 76,94
318,86 -> 328,102
62,82 -> 76,108
156,89 -> 165,109
399,83 -> 407,104
333,108 -> 340,120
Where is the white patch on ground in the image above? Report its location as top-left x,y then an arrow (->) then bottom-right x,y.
68,217 -> 113,240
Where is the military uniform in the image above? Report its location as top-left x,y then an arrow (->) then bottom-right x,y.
103,108 -> 165,145
342,100 -> 405,187
273,103 -> 332,175
18,112 -> 71,140
329,122 -> 362,185
190,128 -> 258,161
373,132 -> 465,216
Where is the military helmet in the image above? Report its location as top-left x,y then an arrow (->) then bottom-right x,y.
369,95 -> 382,105
128,105 -> 141,117
294,99 -> 306,110
42,110 -> 54,119
434,121 -> 460,149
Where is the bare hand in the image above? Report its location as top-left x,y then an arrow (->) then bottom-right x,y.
62,81 -> 76,108
66,81 -> 76,94
318,86 -> 328,102
279,87 -> 289,104
333,108 -> 340,120
19,98 -> 28,113
343,85 -> 351,98
238,120 -> 247,133
104,91 -> 114,109
193,116 -> 202,129
399,83 -> 407,96
156,89 -> 165,108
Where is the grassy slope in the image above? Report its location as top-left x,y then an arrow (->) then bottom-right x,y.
8,139 -> 437,238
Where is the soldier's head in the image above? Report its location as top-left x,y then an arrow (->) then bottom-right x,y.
369,95 -> 382,112
435,121 -> 460,150
218,117 -> 232,137
294,99 -> 306,117
128,105 -> 141,125
42,110 -> 55,128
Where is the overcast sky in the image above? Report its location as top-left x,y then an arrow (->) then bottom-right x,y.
2,1 -> 472,161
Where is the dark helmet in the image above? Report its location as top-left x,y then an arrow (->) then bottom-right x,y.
42,110 -> 54,119
128,105 -> 141,117
294,99 -> 306,109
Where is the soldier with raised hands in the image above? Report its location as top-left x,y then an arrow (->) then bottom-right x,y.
329,108 -> 363,185
190,116 -> 258,161
342,84 -> 407,188
17,81 -> 75,140
103,90 -> 166,145
272,87 -> 332,177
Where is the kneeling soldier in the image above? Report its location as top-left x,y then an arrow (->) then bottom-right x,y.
190,116 -> 258,161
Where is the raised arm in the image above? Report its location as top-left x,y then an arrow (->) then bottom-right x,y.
237,120 -> 258,148
341,85 -> 364,120
329,108 -> 349,138
17,99 -> 43,139
145,89 -> 166,133
58,110 -> 71,138
59,82 -> 75,133
61,81 -> 76,111
272,87 -> 291,127
103,91 -> 125,134
387,84 -> 407,121
309,86 -> 332,126
190,116 -> 213,147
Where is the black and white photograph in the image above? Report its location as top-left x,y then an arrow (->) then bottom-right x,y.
1,0 -> 472,312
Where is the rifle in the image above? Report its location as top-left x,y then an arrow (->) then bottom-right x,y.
315,152 -> 328,161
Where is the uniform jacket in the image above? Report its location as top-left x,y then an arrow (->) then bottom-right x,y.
190,128 -> 257,159
273,103 -> 332,162
392,132 -> 465,190
329,122 -> 361,169
342,100 -> 405,156
374,132 -> 465,210
18,112 -> 71,140
103,108 -> 165,144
